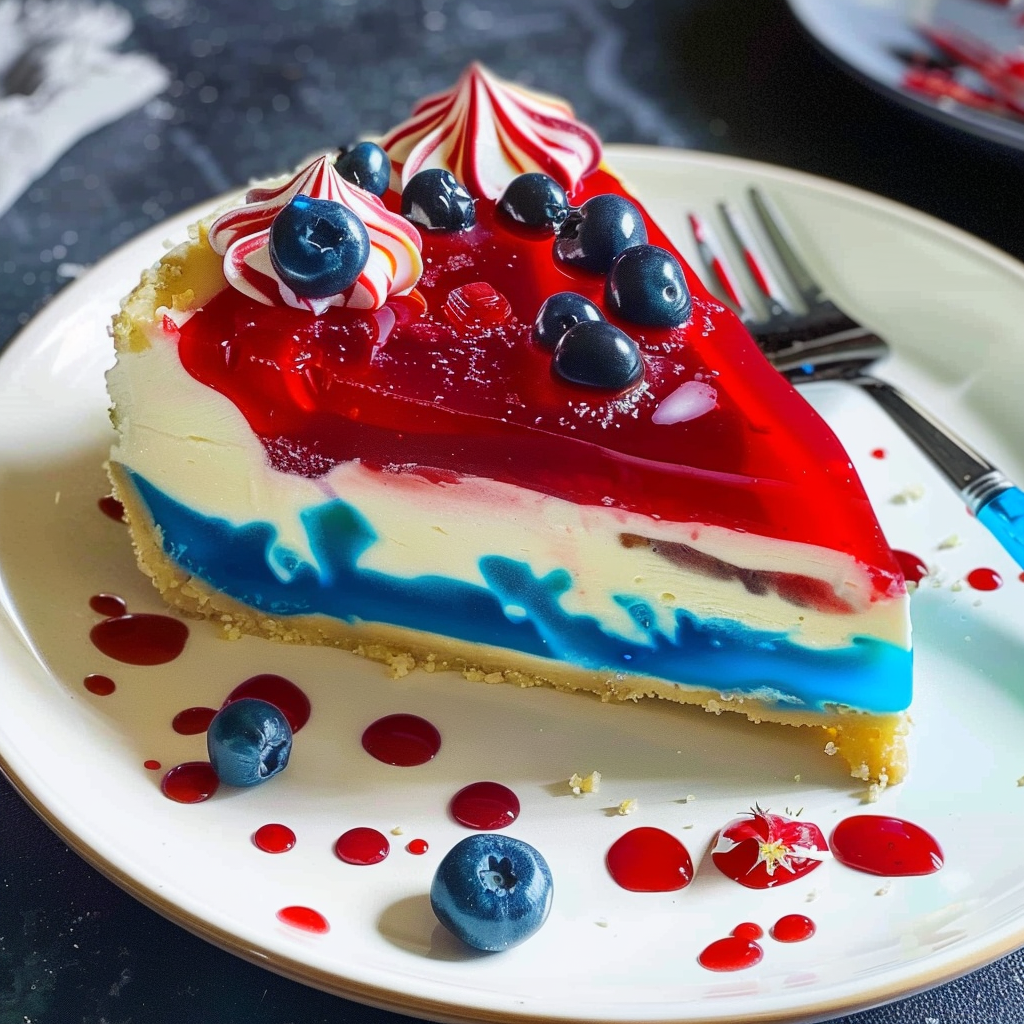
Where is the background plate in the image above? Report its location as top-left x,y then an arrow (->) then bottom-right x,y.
1,147 -> 1023,1024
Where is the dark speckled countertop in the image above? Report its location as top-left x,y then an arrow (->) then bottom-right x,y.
2,1 -> 1024,1021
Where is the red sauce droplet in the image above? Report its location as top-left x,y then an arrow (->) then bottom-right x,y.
698,935 -> 764,972
161,761 -> 219,803
98,495 -> 125,522
254,823 -> 297,853
406,838 -> 429,855
831,815 -> 944,876
731,922 -> 764,941
335,827 -> 390,865
892,549 -> 928,584
966,567 -> 1002,591
277,905 -> 329,934
89,593 -> 127,617
606,827 -> 694,892
224,674 -> 311,733
871,447 -> 886,459
144,759 -> 161,771
83,674 -> 116,696
1019,571 -> 1024,583
361,713 -> 442,766
771,914 -> 816,942
449,781 -> 520,830
172,706 -> 217,735
90,613 -> 188,666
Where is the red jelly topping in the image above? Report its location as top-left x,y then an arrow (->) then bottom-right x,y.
449,781 -> 520,830
406,838 -> 429,855
335,827 -> 390,865
831,815 -> 944,876
161,762 -> 219,803
698,935 -> 763,972
254,823 -> 297,853
89,593 -> 127,617
172,706 -> 217,735
175,169 -> 901,601
771,914 -> 816,942
361,713 -> 442,766
98,495 -> 125,522
223,674 -> 311,733
892,549 -> 928,585
277,905 -> 329,933
606,826 -> 694,892
83,674 -> 116,696
731,922 -> 764,941
90,613 -> 188,666
966,567 -> 1003,591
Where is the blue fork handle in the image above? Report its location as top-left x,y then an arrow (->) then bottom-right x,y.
976,487 -> 1024,573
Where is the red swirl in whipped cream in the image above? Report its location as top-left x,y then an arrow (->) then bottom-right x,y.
381,63 -> 602,201
208,155 -> 422,314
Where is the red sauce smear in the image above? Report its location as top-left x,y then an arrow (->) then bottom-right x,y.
161,762 -> 219,803
606,827 -> 694,892
89,593 -> 127,617
831,815 -> 944,876
771,914 -> 816,942
449,781 -> 520,830
335,827 -> 390,865
966,567 -> 1002,591
892,549 -> 928,585
172,706 -> 217,735
90,613 -> 188,666
98,495 -> 125,522
277,906 -> 329,934
83,674 -> 116,696
361,713 -> 442,766
698,935 -> 764,972
254,823 -> 297,853
223,674 -> 310,732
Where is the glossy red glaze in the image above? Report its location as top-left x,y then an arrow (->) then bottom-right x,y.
90,613 -> 188,666
335,827 -> 390,865
606,826 -> 694,892
967,567 -> 1003,591
175,170 -> 901,599
361,713 -> 442,766
697,935 -> 763,972
892,549 -> 928,585
731,922 -> 764,941
406,838 -> 429,855
89,593 -> 127,617
161,761 -> 219,803
771,914 -> 816,942
223,674 -> 311,733
98,495 -> 125,522
172,706 -> 217,735
144,759 -> 162,771
254,823 -> 297,853
449,781 -> 520,830
830,815 -> 944,877
277,905 -> 329,933
83,674 -> 116,696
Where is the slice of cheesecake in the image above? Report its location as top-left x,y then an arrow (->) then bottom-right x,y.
107,64 -> 912,785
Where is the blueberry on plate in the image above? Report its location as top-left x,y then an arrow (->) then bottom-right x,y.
401,168 -> 476,232
336,141 -> 391,196
605,244 -> 692,327
552,319 -> 644,391
207,698 -> 293,788
553,194 -> 647,274
498,172 -> 570,231
430,833 -> 553,951
533,291 -> 604,350
269,194 -> 371,299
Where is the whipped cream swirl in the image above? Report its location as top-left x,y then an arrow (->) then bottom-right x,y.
381,62 -> 602,201
208,155 -> 423,315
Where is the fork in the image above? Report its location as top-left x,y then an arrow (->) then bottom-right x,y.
688,189 -> 1024,572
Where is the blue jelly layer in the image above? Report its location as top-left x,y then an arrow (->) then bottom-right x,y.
128,470 -> 912,713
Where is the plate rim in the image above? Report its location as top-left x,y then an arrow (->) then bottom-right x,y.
1,144 -> 1024,1024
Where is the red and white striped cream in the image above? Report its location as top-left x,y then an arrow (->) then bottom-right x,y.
381,62 -> 602,200
208,155 -> 423,315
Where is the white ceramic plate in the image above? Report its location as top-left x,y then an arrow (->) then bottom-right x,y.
787,0 -> 1024,150
1,147 -> 1024,1024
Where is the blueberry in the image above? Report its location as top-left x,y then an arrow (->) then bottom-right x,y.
553,194 -> 647,274
401,168 -> 476,232
533,291 -> 604,350
269,194 -> 370,299
430,834 -> 553,951
207,698 -> 293,788
336,141 -> 391,197
498,172 -> 569,231
605,244 -> 692,327
552,319 -> 644,391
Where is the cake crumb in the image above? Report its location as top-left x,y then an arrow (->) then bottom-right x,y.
824,741 -> 837,756
863,782 -> 883,804
54,490 -> 60,504
1016,776 -> 1024,787
851,763 -> 870,781
569,770 -> 602,795
804,889 -> 819,903
617,798 -> 638,816
387,653 -> 416,678
951,580 -> 964,592
390,826 -> 404,836
937,534 -> 962,550
682,823 -> 694,829
683,793 -> 696,803
595,918 -> 609,928
875,881 -> 892,897
483,671 -> 504,684
705,699 -> 722,714
794,774 -> 802,782
890,483 -> 925,504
